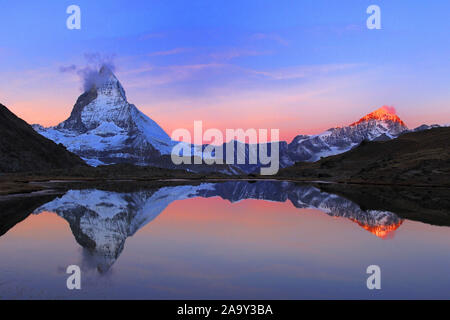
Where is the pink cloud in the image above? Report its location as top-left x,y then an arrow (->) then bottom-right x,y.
209,49 -> 269,61
138,32 -> 166,41
252,33 -> 289,46
149,48 -> 191,56
251,63 -> 362,80
379,105 -> 397,115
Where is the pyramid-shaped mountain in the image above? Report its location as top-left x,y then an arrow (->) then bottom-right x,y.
34,66 -> 176,166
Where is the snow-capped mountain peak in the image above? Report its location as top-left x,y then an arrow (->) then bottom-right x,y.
287,106 -> 409,162
34,66 -> 174,166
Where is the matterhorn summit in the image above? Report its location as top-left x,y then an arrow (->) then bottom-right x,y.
35,66 -> 175,166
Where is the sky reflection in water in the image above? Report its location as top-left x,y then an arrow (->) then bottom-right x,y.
0,181 -> 449,299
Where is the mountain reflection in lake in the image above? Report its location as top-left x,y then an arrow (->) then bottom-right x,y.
1,181 -> 450,299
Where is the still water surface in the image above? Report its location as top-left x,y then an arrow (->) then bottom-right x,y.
0,181 -> 449,299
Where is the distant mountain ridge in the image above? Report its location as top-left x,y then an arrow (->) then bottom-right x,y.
287,106 -> 409,163
279,126 -> 450,187
32,66 -> 446,173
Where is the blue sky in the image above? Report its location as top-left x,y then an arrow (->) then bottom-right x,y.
0,0 -> 449,141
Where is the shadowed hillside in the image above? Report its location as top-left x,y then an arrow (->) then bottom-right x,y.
0,103 -> 86,173
279,127 -> 450,187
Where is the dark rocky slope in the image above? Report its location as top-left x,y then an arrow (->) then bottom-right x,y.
0,103 -> 86,173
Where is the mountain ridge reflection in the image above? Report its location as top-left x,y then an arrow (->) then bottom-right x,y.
33,181 -> 402,272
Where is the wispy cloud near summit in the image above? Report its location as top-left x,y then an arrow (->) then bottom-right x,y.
59,53 -> 117,91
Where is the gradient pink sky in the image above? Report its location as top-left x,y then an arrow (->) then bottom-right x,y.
1,1 -> 449,142
2,63 -> 448,143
